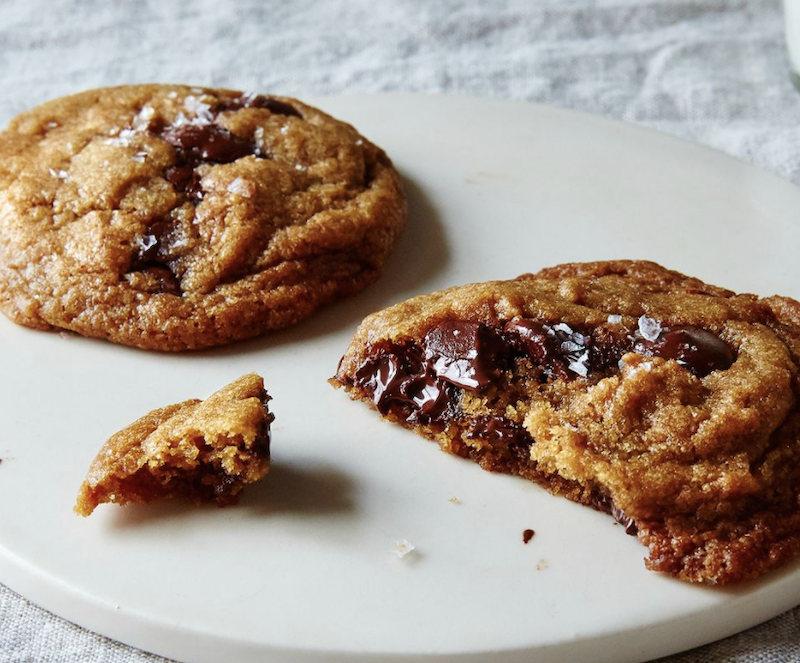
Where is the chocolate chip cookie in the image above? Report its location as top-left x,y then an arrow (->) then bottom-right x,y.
0,85 -> 406,350
331,260 -> 800,584
75,373 -> 273,516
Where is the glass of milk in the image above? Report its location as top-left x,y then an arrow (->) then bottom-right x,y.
787,0 -> 800,90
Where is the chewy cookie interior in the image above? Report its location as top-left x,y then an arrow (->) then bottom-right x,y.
332,260 -> 800,585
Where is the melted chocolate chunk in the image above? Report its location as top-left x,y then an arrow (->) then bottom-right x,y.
468,415 -> 530,444
134,263 -> 182,295
504,319 -> 592,380
354,324 -> 510,425
165,164 -> 204,202
216,94 -> 302,117
589,325 -> 630,376
354,349 -> 458,424
504,317 -> 735,381
162,124 -> 255,164
130,218 -> 184,295
209,472 -> 238,500
634,326 -> 735,378
424,321 -> 508,389
254,389 -> 273,457
158,121 -> 259,202
136,217 -> 177,263
351,317 -> 736,428
592,493 -> 638,535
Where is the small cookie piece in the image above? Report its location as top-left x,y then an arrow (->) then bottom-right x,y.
331,260 -> 800,585
75,373 -> 273,516
0,84 -> 406,350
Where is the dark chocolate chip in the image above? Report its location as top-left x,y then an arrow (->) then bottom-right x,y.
210,472 -> 238,499
350,317 -> 736,431
468,415 -> 531,444
503,319 -> 551,366
165,164 -> 204,202
504,319 -> 591,380
129,217 -> 184,295
424,321 -> 508,389
522,528 -> 535,544
634,326 -> 734,378
252,389 -> 273,457
216,94 -> 302,118
134,263 -> 182,296
354,348 -> 459,424
591,493 -> 638,535
161,124 -> 255,164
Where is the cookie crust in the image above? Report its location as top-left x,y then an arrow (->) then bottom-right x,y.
0,85 -> 406,350
332,260 -> 800,584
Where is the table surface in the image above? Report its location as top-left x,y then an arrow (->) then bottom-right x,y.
1,1 -> 800,662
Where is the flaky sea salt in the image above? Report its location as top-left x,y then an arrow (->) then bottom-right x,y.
227,177 -> 254,198
392,539 -> 415,559
136,234 -> 157,252
607,314 -> 622,325
104,128 -> 137,147
183,95 -> 214,123
637,315 -> 662,342
568,350 -> 590,377
133,104 -> 155,131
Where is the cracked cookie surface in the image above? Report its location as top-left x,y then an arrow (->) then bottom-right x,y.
0,84 -> 406,350
332,260 -> 800,584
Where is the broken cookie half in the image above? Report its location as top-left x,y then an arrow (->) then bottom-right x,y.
75,373 -> 273,516
331,260 -> 800,585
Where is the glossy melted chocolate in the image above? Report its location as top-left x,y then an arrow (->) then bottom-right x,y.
130,94 -> 301,293
633,326 -> 735,378
592,493 -> 638,535
350,316 -> 735,536
352,317 -> 735,425
215,93 -> 302,117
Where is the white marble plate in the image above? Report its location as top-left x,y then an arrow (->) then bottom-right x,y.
1,94 -> 799,663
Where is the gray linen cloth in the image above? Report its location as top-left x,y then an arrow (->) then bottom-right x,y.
1,0 -> 800,661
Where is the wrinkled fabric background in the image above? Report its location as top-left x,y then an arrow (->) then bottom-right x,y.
1,0 -> 800,661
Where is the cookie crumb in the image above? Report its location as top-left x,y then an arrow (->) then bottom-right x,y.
448,496 -> 461,504
522,528 -> 535,544
537,559 -> 549,571
74,373 -> 272,516
392,539 -> 415,559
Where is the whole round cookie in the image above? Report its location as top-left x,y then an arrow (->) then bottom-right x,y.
0,85 -> 406,350
332,260 -> 800,585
